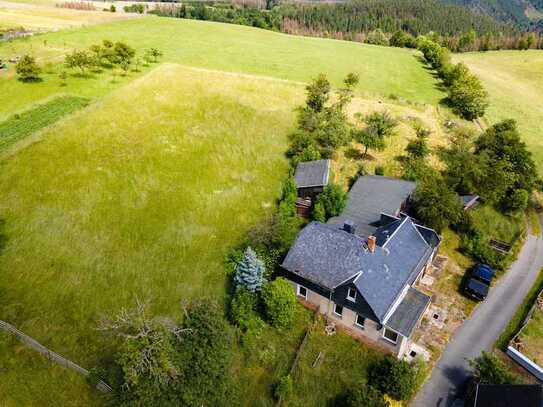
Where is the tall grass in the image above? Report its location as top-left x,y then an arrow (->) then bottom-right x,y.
0,65 -> 301,404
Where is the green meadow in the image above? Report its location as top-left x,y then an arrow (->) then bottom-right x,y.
456,50 -> 543,170
0,64 -> 303,404
0,16 -> 443,119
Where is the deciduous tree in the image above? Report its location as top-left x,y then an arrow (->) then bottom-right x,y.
15,55 -> 41,82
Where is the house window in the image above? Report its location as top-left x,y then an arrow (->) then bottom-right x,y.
297,285 -> 307,299
355,314 -> 365,329
383,328 -> 399,344
334,304 -> 343,317
347,287 -> 357,302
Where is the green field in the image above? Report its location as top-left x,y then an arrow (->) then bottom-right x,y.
0,15 -> 444,120
0,13 -> 450,405
455,50 -> 543,171
0,64 -> 302,404
0,95 -> 89,154
0,0 -> 131,31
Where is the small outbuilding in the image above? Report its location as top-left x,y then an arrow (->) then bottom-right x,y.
294,159 -> 330,200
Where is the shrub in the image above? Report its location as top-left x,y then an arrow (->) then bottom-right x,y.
506,189 -> 529,213
312,201 -> 326,222
109,4 -> 115,12
460,230 -> 504,270
229,288 -> 262,331
261,278 -> 296,329
15,55 -> 41,82
374,166 -> 385,176
469,352 -> 520,385
369,356 -> 420,401
313,184 -> 347,221
343,383 -> 390,407
274,375 -> 293,400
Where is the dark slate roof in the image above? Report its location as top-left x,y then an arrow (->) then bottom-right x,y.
328,176 -> 416,237
353,217 -> 433,320
294,159 -> 330,188
375,215 -> 440,248
281,222 -> 367,289
474,384 -> 543,407
386,287 -> 430,337
282,217 -> 435,322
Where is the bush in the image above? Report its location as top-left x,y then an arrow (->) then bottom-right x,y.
15,55 -> 41,82
313,184 -> 347,221
369,356 -> 420,401
374,166 -> 385,176
261,278 -> 296,329
506,189 -> 529,213
229,288 -> 263,331
274,374 -> 293,400
461,230 -> 504,270
469,352 -> 520,385
343,383 -> 390,407
312,201 -> 326,222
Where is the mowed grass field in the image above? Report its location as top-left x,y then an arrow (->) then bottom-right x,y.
0,64 -> 302,404
0,15 -> 444,119
455,50 -> 543,171
0,0 -> 133,31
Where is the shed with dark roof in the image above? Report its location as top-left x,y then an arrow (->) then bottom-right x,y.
294,160 -> 330,200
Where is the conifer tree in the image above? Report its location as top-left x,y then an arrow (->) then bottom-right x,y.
234,247 -> 266,293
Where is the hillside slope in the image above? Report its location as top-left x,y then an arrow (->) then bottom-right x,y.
444,0 -> 543,25
455,50 -> 543,171
0,16 -> 444,120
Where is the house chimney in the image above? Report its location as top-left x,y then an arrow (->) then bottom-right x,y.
367,236 -> 376,253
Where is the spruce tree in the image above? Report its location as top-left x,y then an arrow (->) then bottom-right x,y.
234,247 -> 266,293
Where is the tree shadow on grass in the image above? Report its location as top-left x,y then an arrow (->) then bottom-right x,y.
69,72 -> 95,79
17,77 -> 43,83
344,146 -> 364,160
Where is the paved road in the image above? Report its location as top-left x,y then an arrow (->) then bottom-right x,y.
412,222 -> 543,407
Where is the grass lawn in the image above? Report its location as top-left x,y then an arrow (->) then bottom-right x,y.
286,317 -> 385,407
497,267 -> 543,350
0,15 -> 443,119
0,331 -> 101,406
0,63 -> 302,401
517,305 -> 543,365
455,50 -> 543,172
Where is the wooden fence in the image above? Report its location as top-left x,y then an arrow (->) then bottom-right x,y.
0,320 -> 112,393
